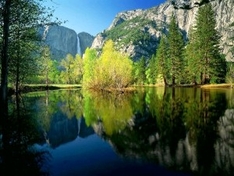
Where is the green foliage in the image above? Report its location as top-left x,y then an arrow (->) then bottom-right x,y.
0,0 -> 57,91
225,62 -> 234,84
155,35 -> 170,85
82,48 -> 98,88
83,90 -> 133,135
184,28 -> 201,84
83,40 -> 133,89
36,46 -> 59,84
104,16 -> 157,48
168,15 -> 185,85
133,57 -> 146,85
60,54 -> 83,84
191,3 -> 226,84
146,54 -> 157,84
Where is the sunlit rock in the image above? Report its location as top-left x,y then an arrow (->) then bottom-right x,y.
92,0 -> 234,61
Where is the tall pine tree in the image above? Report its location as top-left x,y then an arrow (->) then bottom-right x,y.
155,34 -> 169,85
193,3 -> 226,84
185,28 -> 200,84
168,15 -> 184,85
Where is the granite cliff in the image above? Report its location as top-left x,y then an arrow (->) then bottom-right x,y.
39,25 -> 94,61
91,0 -> 234,61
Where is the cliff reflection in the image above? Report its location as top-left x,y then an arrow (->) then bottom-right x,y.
23,88 -> 234,175
84,88 -> 234,176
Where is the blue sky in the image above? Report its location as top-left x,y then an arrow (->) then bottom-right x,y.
44,0 -> 167,36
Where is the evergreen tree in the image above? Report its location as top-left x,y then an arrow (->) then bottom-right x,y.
146,54 -> 156,84
37,46 -> 59,85
193,3 -> 226,84
133,57 -> 146,85
168,15 -> 184,85
185,28 -> 200,84
155,34 -> 169,85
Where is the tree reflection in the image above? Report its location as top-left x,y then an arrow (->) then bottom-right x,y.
83,90 -> 134,136
0,94 -> 50,175
98,88 -> 234,175
9,88 -> 234,175
32,90 -> 85,148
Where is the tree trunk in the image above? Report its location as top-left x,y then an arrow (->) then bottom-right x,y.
1,0 -> 11,121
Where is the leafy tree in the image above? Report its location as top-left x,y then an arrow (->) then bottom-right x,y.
193,3 -> 226,84
133,57 -> 146,85
145,54 -> 157,85
37,46 -> 60,84
0,0 -> 12,123
155,34 -> 170,85
73,54 -> 83,84
82,48 -> 98,88
60,54 -> 83,84
97,40 -> 133,89
83,40 -> 133,90
1,0 -> 56,123
168,15 -> 185,85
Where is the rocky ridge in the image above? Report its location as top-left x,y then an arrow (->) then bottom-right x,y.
91,0 -> 234,61
39,25 -> 94,61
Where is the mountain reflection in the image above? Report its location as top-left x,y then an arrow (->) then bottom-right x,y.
80,88 -> 234,175
4,88 -> 234,175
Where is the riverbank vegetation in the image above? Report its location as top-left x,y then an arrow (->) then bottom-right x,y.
1,2 -> 234,95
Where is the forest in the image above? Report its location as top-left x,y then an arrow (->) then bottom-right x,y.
0,1 -> 234,96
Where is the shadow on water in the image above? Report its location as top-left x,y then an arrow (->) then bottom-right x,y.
2,88 -> 234,175
0,93 -> 50,176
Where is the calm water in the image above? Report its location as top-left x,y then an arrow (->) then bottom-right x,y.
1,87 -> 234,175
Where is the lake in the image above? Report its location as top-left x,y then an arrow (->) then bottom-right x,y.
1,87 -> 234,175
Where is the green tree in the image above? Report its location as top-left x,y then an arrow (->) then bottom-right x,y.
145,54 -> 156,84
193,3 -> 226,84
226,22 -> 234,84
37,46 -> 60,85
73,54 -> 83,84
82,48 -> 98,88
98,40 -> 133,89
60,54 -> 74,84
0,0 -> 12,123
168,15 -> 184,85
185,28 -> 200,84
133,57 -> 146,85
155,34 -> 169,85
84,40 -> 133,90
0,0 -> 56,124
60,54 -> 83,84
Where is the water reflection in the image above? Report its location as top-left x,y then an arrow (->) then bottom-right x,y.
0,94 -> 50,175
79,88 -> 234,175
2,88 -> 234,175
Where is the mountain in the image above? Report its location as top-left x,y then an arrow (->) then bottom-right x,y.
78,32 -> 95,56
39,25 -> 94,61
91,0 -> 234,61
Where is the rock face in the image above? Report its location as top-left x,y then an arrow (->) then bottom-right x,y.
91,0 -> 234,61
39,25 -> 94,61
78,32 -> 95,57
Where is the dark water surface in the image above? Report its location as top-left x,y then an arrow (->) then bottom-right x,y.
1,87 -> 234,175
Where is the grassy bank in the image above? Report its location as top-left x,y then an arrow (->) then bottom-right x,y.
21,84 -> 82,93
7,83 -> 233,95
200,83 -> 233,89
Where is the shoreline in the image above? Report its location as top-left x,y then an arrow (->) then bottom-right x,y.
6,83 -> 234,95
